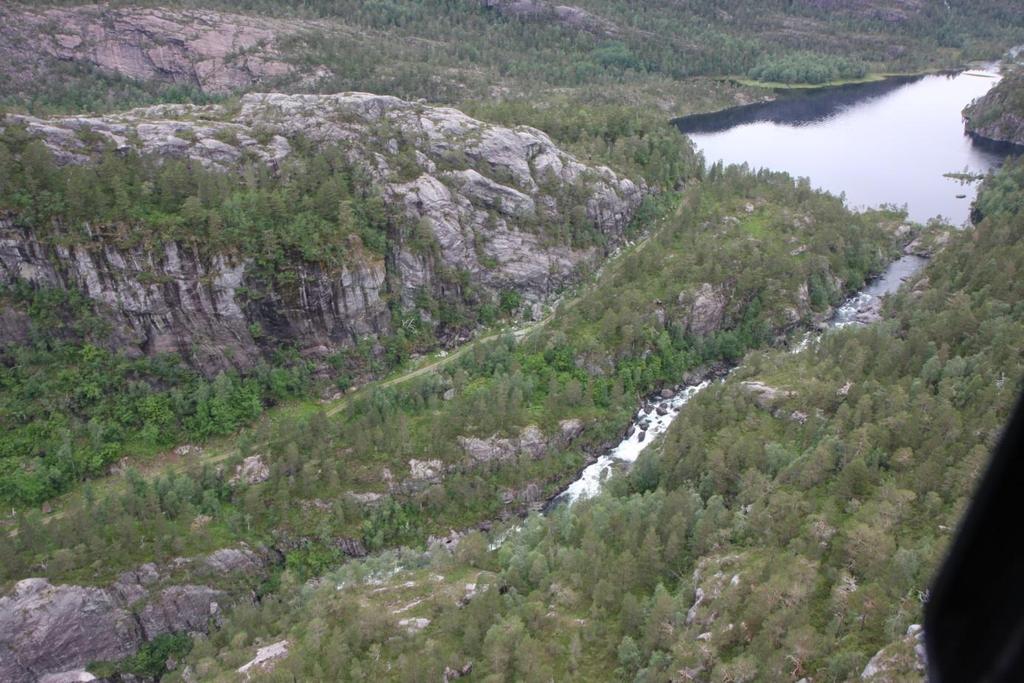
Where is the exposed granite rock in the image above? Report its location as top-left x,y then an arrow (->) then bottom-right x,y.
201,548 -> 265,576
0,5 -> 322,95
904,231 -> 948,257
398,617 -> 431,633
740,381 -> 796,410
428,529 -> 464,552
678,282 -> 729,336
137,585 -> 225,638
964,69 -> 1024,148
558,418 -> 585,443
443,662 -> 474,682
0,221 -> 390,376
408,458 -> 446,482
458,419 -> 584,465
334,538 -> 368,558
0,548 -> 274,683
38,671 -> 97,683
398,419 -> 587,494
237,640 -> 289,678
0,579 -> 140,683
861,623 -> 927,680
347,491 -> 385,506
0,93 -> 643,375
231,455 -> 271,486
684,554 -> 747,629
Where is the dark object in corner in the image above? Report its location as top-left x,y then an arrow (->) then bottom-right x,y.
926,393 -> 1024,681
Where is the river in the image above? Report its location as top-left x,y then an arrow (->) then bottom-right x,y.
550,68 -> 1022,508
550,251 -> 928,508
676,69 -> 1012,226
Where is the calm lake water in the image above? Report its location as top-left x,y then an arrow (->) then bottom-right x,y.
676,70 -> 1014,225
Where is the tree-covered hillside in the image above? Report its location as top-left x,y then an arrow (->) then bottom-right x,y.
2,0 -> 1022,116
0,164 -> 908,590
1,3 -> 1023,681
163,147 -> 1024,683
964,67 -> 1024,147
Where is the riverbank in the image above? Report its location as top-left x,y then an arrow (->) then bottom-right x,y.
722,67 -> 956,93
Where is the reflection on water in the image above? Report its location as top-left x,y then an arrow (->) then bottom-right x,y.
678,76 -> 923,133
676,70 -> 1014,225
543,71 -> 1015,515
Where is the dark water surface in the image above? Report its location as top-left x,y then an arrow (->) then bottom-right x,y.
676,70 -> 1015,225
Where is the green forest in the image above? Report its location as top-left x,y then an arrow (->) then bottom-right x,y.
157,151 -> 1024,683
3,0 -> 1023,115
0,163 -> 907,584
0,1 -> 1023,681
0,104 -> 703,507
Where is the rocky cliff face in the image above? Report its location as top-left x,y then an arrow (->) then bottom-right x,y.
1,93 -> 643,375
0,547 -> 275,683
964,70 -> 1024,148
0,222 -> 390,375
0,4 -> 324,96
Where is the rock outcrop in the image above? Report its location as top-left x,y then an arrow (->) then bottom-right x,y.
408,458 -> 447,483
963,69 -> 1024,148
0,93 -> 643,375
458,419 -> 585,465
0,4 -> 322,95
0,547 -> 274,683
231,455 -> 271,485
677,282 -> 729,337
740,381 -> 796,410
237,639 -> 290,678
396,419 -> 587,493
861,624 -> 928,680
0,221 -> 390,376
478,0 -> 621,37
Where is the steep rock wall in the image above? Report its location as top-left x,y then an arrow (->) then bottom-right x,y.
0,93 -> 645,374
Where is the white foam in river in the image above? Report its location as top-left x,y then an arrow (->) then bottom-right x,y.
558,381 -> 711,505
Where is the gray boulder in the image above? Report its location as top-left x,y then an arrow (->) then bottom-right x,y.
0,579 -> 141,683
0,548 -> 272,683
740,381 -> 796,410
231,455 -> 270,485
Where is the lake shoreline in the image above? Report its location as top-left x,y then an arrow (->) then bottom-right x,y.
675,67 -> 1014,225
